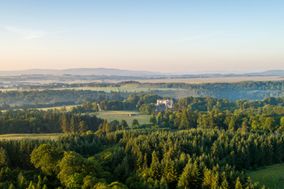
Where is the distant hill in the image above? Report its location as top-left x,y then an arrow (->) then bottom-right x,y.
0,68 -> 283,77
250,70 -> 284,76
0,68 -> 160,77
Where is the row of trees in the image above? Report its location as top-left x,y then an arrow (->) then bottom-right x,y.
154,81 -> 284,100
149,97 -> 284,132
0,90 -> 125,110
0,110 -> 103,133
72,94 -> 160,113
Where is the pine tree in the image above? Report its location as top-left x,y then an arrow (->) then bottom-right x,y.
220,173 -> 229,189
202,169 -> 212,188
37,175 -> 42,189
132,119 -> 139,127
160,177 -> 169,189
60,114 -> 69,133
150,115 -> 157,125
27,181 -> 35,189
8,183 -> 16,189
143,154 -> 148,170
79,121 -> 88,133
179,109 -> 190,129
241,120 -> 248,134
70,116 -> 76,133
149,151 -> 161,179
177,160 -> 199,189
0,147 -> 8,168
228,117 -> 236,131
235,177 -> 243,189
263,117 -> 274,131
162,158 -> 177,184
202,169 -> 218,189
17,172 -> 26,189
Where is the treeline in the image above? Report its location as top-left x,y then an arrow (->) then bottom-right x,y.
72,94 -> 160,113
0,110 -> 103,134
73,94 -> 284,116
1,96 -> 284,133
0,129 -> 283,188
0,90 -> 126,110
60,80 -> 284,100
150,97 -> 284,131
173,96 -> 284,111
155,81 -> 284,100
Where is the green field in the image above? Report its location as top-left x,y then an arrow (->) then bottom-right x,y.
248,163 -> 284,189
95,111 -> 150,125
37,105 -> 77,111
0,133 -> 62,141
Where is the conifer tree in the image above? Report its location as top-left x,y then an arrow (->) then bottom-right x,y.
179,109 -> 190,129
177,159 -> 199,189
60,114 -> 69,133
235,177 -> 243,189
149,151 -> 161,179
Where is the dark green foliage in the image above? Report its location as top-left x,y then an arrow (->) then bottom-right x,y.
152,96 -> 284,132
0,96 -> 283,188
0,110 -> 103,134
0,90 -> 125,110
30,144 -> 63,175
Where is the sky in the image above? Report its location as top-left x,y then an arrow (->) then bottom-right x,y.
0,0 -> 283,73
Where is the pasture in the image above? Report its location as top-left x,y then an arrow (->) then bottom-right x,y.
0,133 -> 62,141
248,163 -> 284,189
37,105 -> 77,111
95,111 -> 150,125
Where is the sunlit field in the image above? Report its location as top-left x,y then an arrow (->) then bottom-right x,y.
0,133 -> 62,141
95,111 -> 150,125
37,105 -> 77,111
248,163 -> 284,189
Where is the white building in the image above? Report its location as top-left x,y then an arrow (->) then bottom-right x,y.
156,99 -> 174,109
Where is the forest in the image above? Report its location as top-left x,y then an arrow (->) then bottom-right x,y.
0,95 -> 283,188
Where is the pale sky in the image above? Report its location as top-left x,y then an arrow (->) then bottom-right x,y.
0,0 -> 283,73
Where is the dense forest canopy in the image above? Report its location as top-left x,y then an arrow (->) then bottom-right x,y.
0,95 -> 283,188
0,129 -> 283,188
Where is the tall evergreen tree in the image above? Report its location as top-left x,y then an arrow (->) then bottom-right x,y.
149,151 -> 161,180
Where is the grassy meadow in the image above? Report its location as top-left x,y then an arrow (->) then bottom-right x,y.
248,163 -> 284,189
37,105 -> 77,111
95,111 -> 150,125
0,133 -> 62,141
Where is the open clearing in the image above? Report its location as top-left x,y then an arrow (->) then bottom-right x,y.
95,111 -> 150,125
37,105 -> 77,111
0,133 -> 62,140
248,163 -> 284,189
